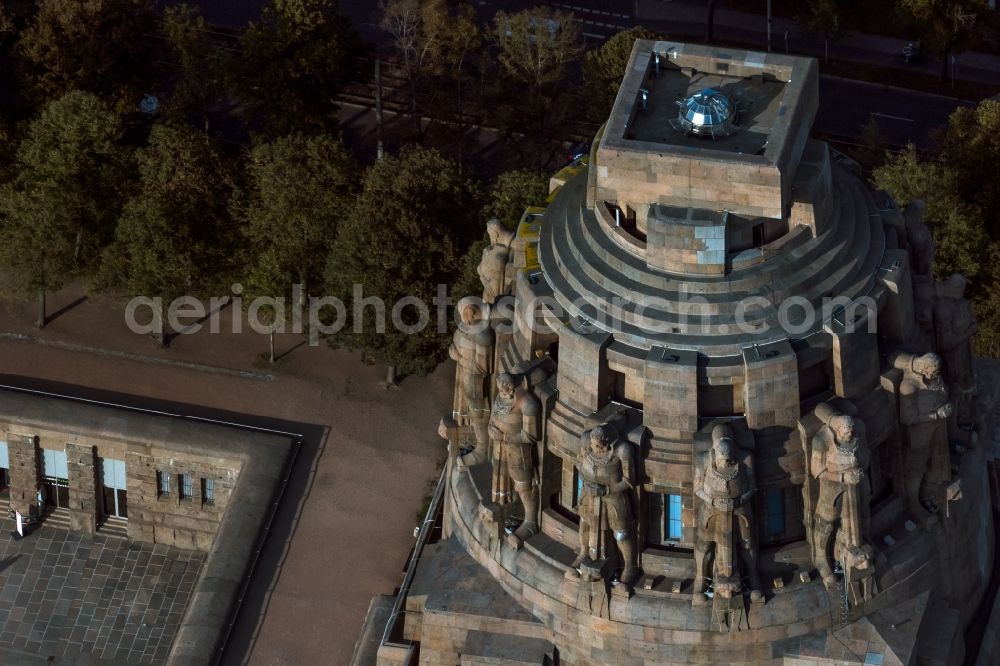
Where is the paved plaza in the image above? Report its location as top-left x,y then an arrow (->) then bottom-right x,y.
0,521 -> 203,664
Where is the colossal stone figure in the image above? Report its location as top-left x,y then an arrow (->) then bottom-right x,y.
903,200 -> 934,279
934,274 -> 977,427
903,201 -> 938,347
478,219 -> 517,305
809,408 -> 874,597
446,302 -> 494,465
692,425 -> 763,605
569,424 -> 639,586
895,352 -> 953,518
487,372 -> 541,545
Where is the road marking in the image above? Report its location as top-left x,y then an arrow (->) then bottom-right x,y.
872,112 -> 915,123
556,3 -> 629,19
583,32 -> 607,39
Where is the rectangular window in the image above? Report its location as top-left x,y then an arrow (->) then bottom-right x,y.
202,478 -> 215,505
766,488 -> 785,539
157,471 -> 170,497
179,474 -> 193,501
573,469 -> 583,508
667,494 -> 683,540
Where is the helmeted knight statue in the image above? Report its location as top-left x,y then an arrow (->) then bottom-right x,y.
894,351 -> 954,519
692,424 -> 763,609
441,301 -> 495,465
568,423 -> 640,587
487,372 -> 541,545
478,218 -> 516,305
809,405 -> 876,602
934,274 -> 977,435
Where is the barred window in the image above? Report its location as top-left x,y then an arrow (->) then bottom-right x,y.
157,471 -> 170,497
179,474 -> 193,501
202,478 -> 215,505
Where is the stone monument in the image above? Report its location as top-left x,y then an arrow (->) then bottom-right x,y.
808,404 -> 876,602
370,41 -> 1000,666
567,423 -> 639,586
486,372 -> 541,545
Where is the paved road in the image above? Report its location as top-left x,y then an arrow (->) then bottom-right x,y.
817,76 -> 972,149
171,0 -> 971,148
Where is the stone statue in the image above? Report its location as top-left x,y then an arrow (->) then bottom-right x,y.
444,301 -> 495,465
809,407 -> 875,598
487,372 -> 541,545
903,201 -> 938,347
478,219 -> 517,305
692,425 -> 763,606
934,274 -> 977,428
569,424 -> 639,586
895,352 -> 953,518
903,200 -> 934,279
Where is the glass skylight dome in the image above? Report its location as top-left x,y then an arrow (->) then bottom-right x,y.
673,88 -> 738,137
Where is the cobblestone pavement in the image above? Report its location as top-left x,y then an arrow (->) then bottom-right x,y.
0,522 -> 203,664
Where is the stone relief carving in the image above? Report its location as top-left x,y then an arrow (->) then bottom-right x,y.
934,274 -> 977,432
487,372 -> 542,546
692,424 -> 763,610
478,218 -> 517,305
568,423 -> 640,587
441,301 -> 495,466
809,404 -> 876,602
893,352 -> 954,519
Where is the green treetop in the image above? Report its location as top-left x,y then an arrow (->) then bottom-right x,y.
584,27 -> 663,119
325,145 -> 481,380
874,99 -> 1000,355
232,0 -> 365,135
97,123 -> 236,344
0,90 -> 128,327
17,0 -> 156,108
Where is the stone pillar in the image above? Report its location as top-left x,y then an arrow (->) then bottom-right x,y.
6,434 -> 39,517
555,326 -> 612,414
825,303 -> 880,401
877,250 -> 916,346
126,451 -> 156,543
742,340 -> 799,430
644,346 -> 698,440
66,442 -> 98,534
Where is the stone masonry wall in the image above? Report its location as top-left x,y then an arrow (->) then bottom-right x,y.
127,450 -> 239,551
5,433 -> 38,517
66,442 -> 98,534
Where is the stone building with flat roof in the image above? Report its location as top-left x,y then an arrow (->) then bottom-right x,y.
0,386 -> 297,664
364,40 -> 1000,666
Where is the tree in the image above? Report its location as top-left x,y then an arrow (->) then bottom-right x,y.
485,169 -> 549,230
492,7 -> 582,91
873,99 -> 1000,355
487,7 -> 584,163
898,0 -> 992,84
325,146 -> 481,383
797,0 -> 842,63
584,26 -> 662,120
0,90 -> 128,327
240,132 -> 358,361
378,0 -> 483,150
97,124 -> 235,345
160,4 -> 227,130
232,0 -> 364,135
17,0 -> 156,108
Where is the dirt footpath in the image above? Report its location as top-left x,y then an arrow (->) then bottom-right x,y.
0,286 -> 452,665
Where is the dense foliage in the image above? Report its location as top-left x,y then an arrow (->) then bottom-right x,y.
874,99 -> 1000,356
